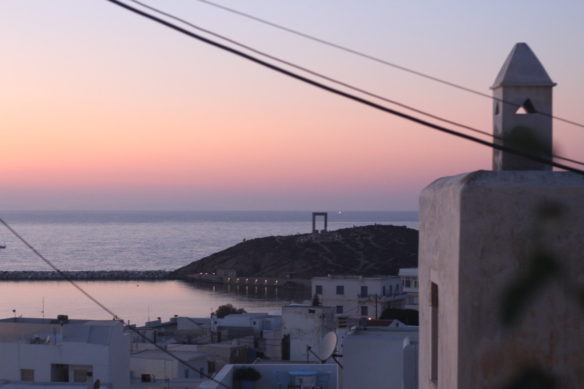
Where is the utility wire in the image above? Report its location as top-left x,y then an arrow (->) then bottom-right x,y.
0,217 -> 232,389
127,0 -> 584,168
106,0 -> 583,174
193,0 -> 584,130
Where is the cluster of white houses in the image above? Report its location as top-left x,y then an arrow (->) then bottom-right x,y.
0,262 -> 423,389
0,270 -> 420,389
0,302 -> 419,389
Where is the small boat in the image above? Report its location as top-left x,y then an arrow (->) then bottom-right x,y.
0,244 -> 6,249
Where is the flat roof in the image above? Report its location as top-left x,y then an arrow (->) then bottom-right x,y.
398,268 -> 418,276
0,317 -> 89,325
312,275 -> 398,281
131,349 -> 205,361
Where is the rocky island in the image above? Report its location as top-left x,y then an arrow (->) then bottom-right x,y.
172,224 -> 418,280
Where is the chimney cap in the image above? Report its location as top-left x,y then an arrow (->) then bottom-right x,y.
492,43 -> 556,88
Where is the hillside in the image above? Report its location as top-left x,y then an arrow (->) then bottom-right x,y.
172,224 -> 418,279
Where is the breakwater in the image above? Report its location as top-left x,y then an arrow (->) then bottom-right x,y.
0,270 -> 172,281
0,271 -> 309,288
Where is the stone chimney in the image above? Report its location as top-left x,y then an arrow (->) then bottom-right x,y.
491,43 -> 556,170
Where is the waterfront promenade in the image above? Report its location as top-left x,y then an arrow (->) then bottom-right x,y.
0,271 -> 311,288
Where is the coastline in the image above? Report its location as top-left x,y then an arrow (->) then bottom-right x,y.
0,271 -> 311,289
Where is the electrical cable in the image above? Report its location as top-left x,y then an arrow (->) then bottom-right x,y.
193,0 -> 584,130
127,0 -> 584,167
105,0 -> 584,175
0,217 -> 232,389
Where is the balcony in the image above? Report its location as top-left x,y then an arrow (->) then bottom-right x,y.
199,363 -> 339,389
356,293 -> 405,302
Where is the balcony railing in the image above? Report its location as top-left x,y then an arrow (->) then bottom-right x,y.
356,293 -> 405,301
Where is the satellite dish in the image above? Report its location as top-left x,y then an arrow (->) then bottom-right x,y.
318,331 -> 338,361
306,331 -> 343,368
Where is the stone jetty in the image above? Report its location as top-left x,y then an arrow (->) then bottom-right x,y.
0,270 -> 172,281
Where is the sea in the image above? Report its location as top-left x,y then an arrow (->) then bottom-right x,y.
0,211 -> 418,324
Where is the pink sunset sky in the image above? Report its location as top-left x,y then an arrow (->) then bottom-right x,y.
1,0 -> 583,211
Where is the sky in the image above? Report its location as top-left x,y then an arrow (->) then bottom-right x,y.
1,0 -> 583,211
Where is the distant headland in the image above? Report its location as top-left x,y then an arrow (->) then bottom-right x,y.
172,224 -> 418,282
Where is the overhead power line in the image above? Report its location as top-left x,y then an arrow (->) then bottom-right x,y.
0,217 -> 232,389
106,0 -> 583,174
193,0 -> 584,130
126,0 -> 584,168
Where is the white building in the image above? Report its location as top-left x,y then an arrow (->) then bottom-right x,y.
210,312 -> 283,360
398,268 -> 419,310
342,325 -> 418,389
0,316 -> 130,389
132,316 -> 212,346
194,342 -> 249,373
130,348 -> 207,389
210,312 -> 280,335
281,305 -> 336,362
311,275 -> 403,318
202,324 -> 414,389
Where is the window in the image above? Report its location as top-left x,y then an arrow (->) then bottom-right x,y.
73,367 -> 92,383
51,364 -> 69,383
207,361 -> 216,374
315,285 -> 323,295
141,374 -> 153,383
360,306 -> 368,316
382,286 -> 386,296
20,369 -> 34,382
73,369 -> 92,382
336,285 -> 344,295
405,279 -> 411,288
360,285 -> 368,297
515,99 -> 536,115
431,282 -> 439,382
389,285 -> 393,295
281,335 -> 291,361
336,305 -> 344,314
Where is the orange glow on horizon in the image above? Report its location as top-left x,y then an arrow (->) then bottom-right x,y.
1,1 -> 581,210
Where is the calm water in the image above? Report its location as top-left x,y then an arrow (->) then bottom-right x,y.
0,211 -> 418,324
0,211 -> 418,271
0,281 -> 307,325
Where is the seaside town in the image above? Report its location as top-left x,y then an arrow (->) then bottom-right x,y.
0,270 -> 419,389
2,2 -> 584,389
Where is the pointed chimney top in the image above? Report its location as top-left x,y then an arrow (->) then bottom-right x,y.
491,43 -> 556,88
